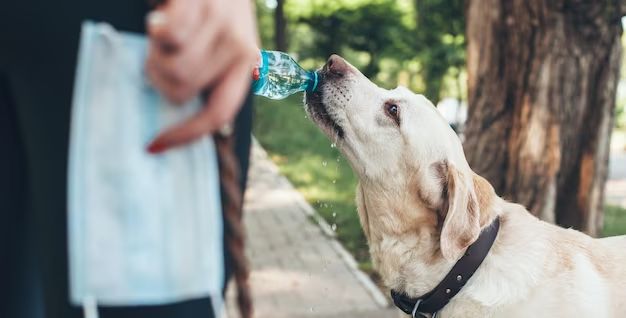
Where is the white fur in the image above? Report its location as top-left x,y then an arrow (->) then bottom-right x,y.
305,57 -> 626,317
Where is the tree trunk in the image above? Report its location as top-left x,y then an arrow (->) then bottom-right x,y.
274,0 -> 287,51
464,0 -> 623,235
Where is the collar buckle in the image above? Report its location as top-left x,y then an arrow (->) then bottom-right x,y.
411,300 -> 437,318
411,299 -> 423,318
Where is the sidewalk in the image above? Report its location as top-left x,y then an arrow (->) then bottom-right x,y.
226,141 -> 395,318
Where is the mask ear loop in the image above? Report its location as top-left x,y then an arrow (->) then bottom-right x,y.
210,293 -> 225,318
83,295 -> 99,318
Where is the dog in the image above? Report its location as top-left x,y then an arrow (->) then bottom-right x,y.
305,55 -> 626,317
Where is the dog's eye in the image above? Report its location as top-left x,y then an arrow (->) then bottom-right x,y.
385,103 -> 400,125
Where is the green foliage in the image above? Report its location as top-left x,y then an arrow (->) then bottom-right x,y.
413,0 -> 466,102
256,0 -> 276,49
256,0 -> 467,101
294,0 -> 413,77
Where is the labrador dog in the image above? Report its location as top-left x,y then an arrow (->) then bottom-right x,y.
305,55 -> 626,317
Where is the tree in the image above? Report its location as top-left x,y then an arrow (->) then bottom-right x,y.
275,0 -> 288,51
464,0 -> 624,235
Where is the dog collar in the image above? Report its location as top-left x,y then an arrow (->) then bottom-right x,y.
391,217 -> 501,318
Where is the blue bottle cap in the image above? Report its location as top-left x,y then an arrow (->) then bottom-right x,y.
306,71 -> 319,92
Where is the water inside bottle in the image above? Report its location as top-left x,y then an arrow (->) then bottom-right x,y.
254,51 -> 317,100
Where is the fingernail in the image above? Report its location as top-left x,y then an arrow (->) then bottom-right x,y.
147,11 -> 167,27
147,139 -> 168,154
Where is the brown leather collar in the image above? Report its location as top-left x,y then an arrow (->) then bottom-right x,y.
391,217 -> 501,318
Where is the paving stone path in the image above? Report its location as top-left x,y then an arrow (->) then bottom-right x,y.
226,142 -> 395,318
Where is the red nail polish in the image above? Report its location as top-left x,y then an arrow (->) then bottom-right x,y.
147,140 -> 167,154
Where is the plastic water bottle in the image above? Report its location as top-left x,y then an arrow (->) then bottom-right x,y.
252,50 -> 319,99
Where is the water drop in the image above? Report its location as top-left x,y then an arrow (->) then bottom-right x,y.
332,180 -> 336,184
330,143 -> 336,148
336,157 -> 341,162
331,224 -> 337,231
332,212 -> 336,218
322,160 -> 328,167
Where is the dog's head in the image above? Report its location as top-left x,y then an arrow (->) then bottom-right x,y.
305,55 -> 496,260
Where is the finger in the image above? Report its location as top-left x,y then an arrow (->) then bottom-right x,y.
147,55 -> 252,153
146,14 -> 227,98
186,32 -> 244,90
146,0 -> 207,51
146,54 -> 194,105
146,38 -> 207,104
228,0 -> 261,48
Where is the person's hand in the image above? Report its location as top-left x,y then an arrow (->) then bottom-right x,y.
145,0 -> 258,153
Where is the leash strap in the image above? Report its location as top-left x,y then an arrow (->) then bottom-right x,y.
391,217 -> 501,317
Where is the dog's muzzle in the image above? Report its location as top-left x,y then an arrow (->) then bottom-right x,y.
304,55 -> 350,138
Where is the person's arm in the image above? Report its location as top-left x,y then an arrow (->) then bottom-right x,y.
145,0 -> 258,153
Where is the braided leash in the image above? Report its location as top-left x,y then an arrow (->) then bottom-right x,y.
215,131 -> 253,318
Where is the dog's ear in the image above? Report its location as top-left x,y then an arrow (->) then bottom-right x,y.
437,161 -> 488,261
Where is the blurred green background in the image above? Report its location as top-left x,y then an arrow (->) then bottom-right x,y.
251,0 -> 626,271
256,0 -> 465,104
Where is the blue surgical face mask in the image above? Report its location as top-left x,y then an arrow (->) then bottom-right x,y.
68,21 -> 224,317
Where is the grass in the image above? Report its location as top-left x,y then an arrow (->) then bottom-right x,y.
602,205 -> 626,237
253,95 -> 626,270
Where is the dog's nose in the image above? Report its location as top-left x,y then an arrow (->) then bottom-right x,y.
325,54 -> 349,77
